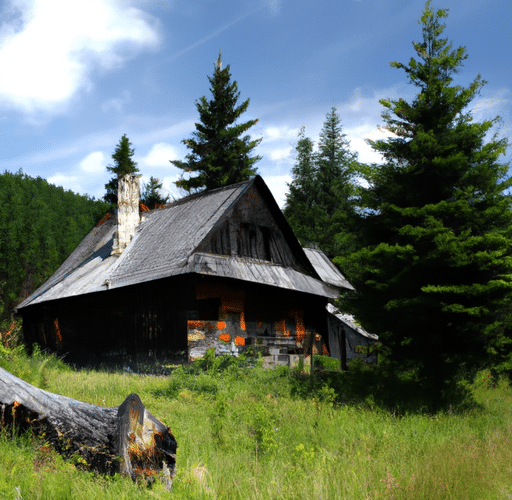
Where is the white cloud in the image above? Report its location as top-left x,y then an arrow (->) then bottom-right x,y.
47,172 -> 82,193
269,145 -> 293,163
335,85 -> 409,164
264,174 -> 292,208
264,126 -> 298,142
471,88 -> 510,123
139,142 -> 180,168
0,0 -> 160,114
162,174 -> 183,201
348,126 -> 389,164
253,86 -> 409,175
80,151 -> 106,173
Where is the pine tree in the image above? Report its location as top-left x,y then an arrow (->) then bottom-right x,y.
171,52 -> 261,192
104,134 -> 139,205
315,107 -> 362,255
339,1 -> 512,403
140,176 -> 169,209
283,127 -> 321,247
284,109 -> 363,255
315,107 -> 358,217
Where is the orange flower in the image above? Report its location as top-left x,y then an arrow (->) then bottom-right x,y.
217,321 -> 226,330
235,336 -> 245,346
219,333 -> 230,342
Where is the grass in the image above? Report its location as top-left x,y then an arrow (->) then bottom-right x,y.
1,345 -> 512,499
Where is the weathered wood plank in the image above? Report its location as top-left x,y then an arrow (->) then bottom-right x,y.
0,367 -> 177,489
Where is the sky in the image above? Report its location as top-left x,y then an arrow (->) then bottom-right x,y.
0,0 -> 510,208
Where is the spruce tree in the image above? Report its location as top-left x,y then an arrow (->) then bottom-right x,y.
140,176 -> 169,209
104,134 -> 139,205
339,1 -> 512,403
171,52 -> 261,192
283,127 -> 321,247
315,107 -> 362,255
284,109 -> 363,255
315,107 -> 358,217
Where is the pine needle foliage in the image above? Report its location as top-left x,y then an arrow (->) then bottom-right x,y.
171,52 -> 261,193
140,177 -> 169,209
0,171 -> 110,321
104,134 -> 139,205
284,108 -> 364,255
338,1 -> 512,404
283,126 -> 320,247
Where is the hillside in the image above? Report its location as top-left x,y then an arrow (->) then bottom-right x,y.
0,170 -> 111,323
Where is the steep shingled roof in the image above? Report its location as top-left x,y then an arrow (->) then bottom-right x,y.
107,179 -> 251,289
303,248 -> 354,292
18,176 -> 352,310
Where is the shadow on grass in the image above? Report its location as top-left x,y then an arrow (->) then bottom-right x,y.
56,351 -> 190,376
290,357 -> 481,415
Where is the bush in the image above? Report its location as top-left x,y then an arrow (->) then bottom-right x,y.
192,348 -> 260,374
313,354 -> 341,371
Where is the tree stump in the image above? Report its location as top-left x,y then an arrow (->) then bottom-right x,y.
0,367 -> 177,489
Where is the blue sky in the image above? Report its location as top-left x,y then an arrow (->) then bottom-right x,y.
0,0 -> 510,207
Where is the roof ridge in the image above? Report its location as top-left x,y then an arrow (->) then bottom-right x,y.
165,177 -> 256,209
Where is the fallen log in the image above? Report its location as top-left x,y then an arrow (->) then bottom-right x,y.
0,366 -> 177,489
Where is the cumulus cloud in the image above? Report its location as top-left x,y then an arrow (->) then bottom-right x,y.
269,146 -> 293,163
0,0 -> 160,115
335,85 -> 409,164
80,151 -> 106,173
348,126 -> 390,164
264,126 -> 297,142
139,142 -> 180,168
47,172 -> 82,193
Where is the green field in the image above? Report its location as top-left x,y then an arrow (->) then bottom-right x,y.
1,346 -> 512,499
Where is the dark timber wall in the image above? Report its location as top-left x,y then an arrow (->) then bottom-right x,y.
21,274 -> 329,365
21,275 -> 196,365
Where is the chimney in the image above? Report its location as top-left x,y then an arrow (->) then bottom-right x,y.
112,173 -> 143,256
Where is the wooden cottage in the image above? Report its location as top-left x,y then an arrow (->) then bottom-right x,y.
17,175 -> 355,365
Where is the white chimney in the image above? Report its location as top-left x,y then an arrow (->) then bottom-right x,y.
112,173 -> 142,256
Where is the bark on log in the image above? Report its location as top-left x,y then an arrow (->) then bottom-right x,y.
0,367 -> 177,489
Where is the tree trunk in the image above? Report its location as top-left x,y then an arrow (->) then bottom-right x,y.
0,367 -> 177,489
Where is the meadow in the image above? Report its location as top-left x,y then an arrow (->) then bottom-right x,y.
1,344 -> 512,500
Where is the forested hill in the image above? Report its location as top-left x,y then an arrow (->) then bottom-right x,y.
0,170 -> 111,322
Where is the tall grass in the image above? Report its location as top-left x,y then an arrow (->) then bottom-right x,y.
1,346 -> 512,499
